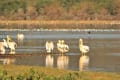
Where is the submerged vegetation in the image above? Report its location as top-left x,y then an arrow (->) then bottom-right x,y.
0,65 -> 119,80
0,0 -> 120,20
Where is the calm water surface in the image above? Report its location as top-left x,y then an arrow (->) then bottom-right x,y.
0,29 -> 120,72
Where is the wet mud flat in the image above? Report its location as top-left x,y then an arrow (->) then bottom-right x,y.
0,52 -> 59,58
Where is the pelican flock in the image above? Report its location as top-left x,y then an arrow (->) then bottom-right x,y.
79,38 -> 90,55
0,32 -> 91,71
0,34 -> 24,54
57,40 -> 69,53
0,35 -> 17,54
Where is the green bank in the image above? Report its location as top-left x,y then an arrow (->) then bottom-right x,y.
0,65 -> 119,80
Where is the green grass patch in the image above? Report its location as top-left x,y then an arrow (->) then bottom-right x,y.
0,65 -> 119,80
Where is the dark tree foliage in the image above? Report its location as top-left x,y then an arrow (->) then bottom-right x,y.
0,0 -> 26,15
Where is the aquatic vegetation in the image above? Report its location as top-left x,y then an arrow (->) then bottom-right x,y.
0,65 -> 119,80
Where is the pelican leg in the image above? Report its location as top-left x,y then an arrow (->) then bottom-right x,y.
61,53 -> 64,56
81,52 -> 84,55
10,49 -> 13,52
10,48 -> 15,52
84,53 -> 85,55
81,52 -> 83,56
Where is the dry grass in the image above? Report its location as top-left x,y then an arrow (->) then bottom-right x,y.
0,20 -> 120,25
0,20 -> 120,29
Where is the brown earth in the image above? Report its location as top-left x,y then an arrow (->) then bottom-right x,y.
0,20 -> 120,29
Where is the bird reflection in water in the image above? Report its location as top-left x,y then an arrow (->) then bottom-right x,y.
45,54 -> 54,67
0,52 -> 16,65
0,57 -> 15,65
57,54 -> 69,69
0,51 -> 5,54
79,55 -> 89,71
17,39 -> 24,46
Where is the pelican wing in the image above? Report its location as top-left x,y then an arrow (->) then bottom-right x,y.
45,41 -> 54,53
83,45 -> 89,52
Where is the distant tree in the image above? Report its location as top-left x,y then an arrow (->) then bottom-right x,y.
92,0 -> 115,15
59,0 -> 76,12
35,0 -> 53,14
0,0 -> 26,16
0,0 -> 26,19
25,6 -> 38,20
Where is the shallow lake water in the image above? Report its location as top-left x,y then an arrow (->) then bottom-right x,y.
0,29 -> 120,72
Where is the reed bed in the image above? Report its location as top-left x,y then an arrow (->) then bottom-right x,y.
0,20 -> 120,29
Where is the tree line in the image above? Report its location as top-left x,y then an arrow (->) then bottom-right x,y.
0,0 -> 120,20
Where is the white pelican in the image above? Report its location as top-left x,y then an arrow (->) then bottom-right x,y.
45,54 -> 54,67
79,55 -> 89,71
57,55 -> 69,69
17,33 -> 24,41
0,39 -> 8,54
57,40 -> 69,53
79,38 -> 89,55
45,41 -> 54,53
6,35 -> 17,52
7,41 -> 17,52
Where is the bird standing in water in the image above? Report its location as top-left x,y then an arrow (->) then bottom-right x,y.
45,41 -> 54,53
79,38 -> 89,55
6,35 -> 17,52
57,40 -> 69,53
